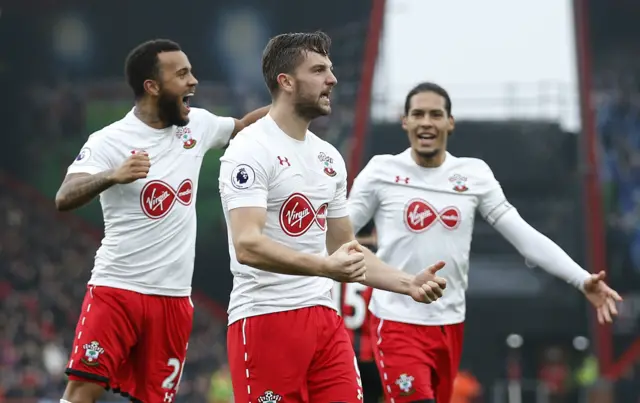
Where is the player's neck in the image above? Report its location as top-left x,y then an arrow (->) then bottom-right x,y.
134,100 -> 169,130
269,103 -> 309,141
411,149 -> 446,168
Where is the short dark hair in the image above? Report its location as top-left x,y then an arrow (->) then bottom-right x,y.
261,31 -> 331,95
125,39 -> 182,99
404,82 -> 452,117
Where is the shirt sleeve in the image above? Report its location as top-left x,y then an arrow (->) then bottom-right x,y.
219,138 -> 270,211
327,158 -> 349,219
494,209 -> 591,290
200,110 -> 236,150
476,160 -> 514,226
347,157 -> 380,234
66,133 -> 114,175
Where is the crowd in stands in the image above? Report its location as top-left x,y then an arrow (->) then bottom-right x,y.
0,175 -> 231,402
593,46 -> 640,283
592,39 -> 640,402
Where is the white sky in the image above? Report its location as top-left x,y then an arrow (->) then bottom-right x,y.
371,0 -> 580,131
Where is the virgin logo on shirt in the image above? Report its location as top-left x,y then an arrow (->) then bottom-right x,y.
279,193 -> 328,237
404,198 -> 460,232
140,179 -> 193,219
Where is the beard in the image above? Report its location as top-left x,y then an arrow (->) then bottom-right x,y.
158,91 -> 188,127
293,87 -> 330,121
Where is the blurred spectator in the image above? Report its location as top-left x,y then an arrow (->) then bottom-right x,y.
538,346 -> 570,403
207,364 -> 233,403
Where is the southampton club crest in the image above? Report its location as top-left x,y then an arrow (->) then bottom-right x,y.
176,127 -> 197,149
395,373 -> 415,396
81,341 -> 105,366
257,390 -> 282,403
449,173 -> 469,192
318,152 -> 337,177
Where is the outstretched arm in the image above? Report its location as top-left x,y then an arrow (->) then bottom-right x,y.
475,159 -> 621,323
494,208 -> 622,323
327,216 -> 445,302
494,209 -> 590,287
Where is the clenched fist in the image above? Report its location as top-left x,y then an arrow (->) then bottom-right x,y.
110,153 -> 151,184
321,240 -> 367,282
409,261 -> 447,304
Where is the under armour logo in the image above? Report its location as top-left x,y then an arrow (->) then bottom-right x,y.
395,176 -> 410,184
164,392 -> 174,402
278,156 -> 291,166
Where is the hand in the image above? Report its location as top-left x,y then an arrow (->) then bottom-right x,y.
110,153 -> 151,184
408,261 -> 447,304
322,240 -> 367,282
583,271 -> 623,324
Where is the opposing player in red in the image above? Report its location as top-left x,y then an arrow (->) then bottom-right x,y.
218,32 -> 448,403
55,39 -> 268,403
347,82 -> 623,403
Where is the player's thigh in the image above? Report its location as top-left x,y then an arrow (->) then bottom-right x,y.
127,295 -> 194,403
434,322 -> 465,403
308,308 -> 363,403
65,286 -> 141,389
370,316 -> 439,402
227,309 -> 319,403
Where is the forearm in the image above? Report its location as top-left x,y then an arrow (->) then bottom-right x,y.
360,247 -> 413,295
235,233 -> 326,277
495,210 -> 591,290
55,170 -> 115,211
520,233 -> 590,289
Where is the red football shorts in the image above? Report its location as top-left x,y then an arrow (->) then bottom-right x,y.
370,315 -> 464,403
227,306 -> 364,403
65,285 -> 194,402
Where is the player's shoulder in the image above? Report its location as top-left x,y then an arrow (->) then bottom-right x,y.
369,152 -> 402,165
449,155 -> 493,174
227,118 -> 270,149
183,106 -> 234,134
235,117 -> 269,141
184,106 -> 221,123
221,118 -> 273,163
447,154 -> 497,190
84,114 -> 136,144
358,151 -> 408,177
186,106 -> 209,116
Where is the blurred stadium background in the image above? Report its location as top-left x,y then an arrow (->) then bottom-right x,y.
1,0 -> 639,402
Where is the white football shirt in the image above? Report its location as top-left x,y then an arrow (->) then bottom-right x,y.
219,115 -> 348,325
66,107 -> 235,296
348,149 -> 513,326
